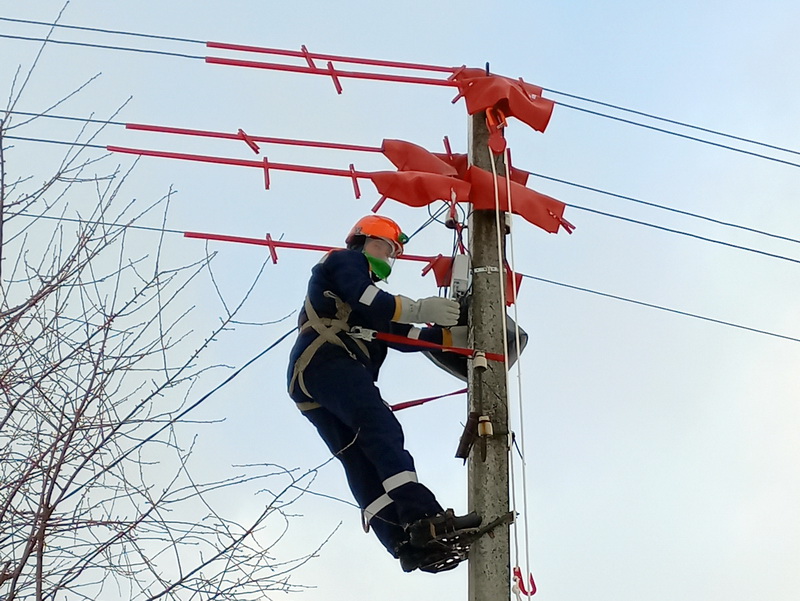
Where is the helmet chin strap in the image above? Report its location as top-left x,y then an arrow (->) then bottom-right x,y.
364,252 -> 392,281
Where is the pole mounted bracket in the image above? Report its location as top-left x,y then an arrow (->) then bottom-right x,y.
473,266 -> 500,275
455,411 -> 480,462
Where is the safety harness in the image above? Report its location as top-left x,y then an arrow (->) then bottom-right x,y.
289,290 -> 369,408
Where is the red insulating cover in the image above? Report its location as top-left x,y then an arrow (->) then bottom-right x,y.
424,254 -> 522,304
427,255 -> 454,287
433,152 -> 530,186
382,139 -> 458,176
368,171 -> 470,207
505,268 -> 524,306
433,152 -> 469,178
454,74 -> 554,133
466,166 -> 565,234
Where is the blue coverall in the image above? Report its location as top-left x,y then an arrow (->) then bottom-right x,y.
287,249 -> 449,555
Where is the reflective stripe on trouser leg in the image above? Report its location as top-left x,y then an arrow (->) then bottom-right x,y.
383,470 -> 418,492
361,471 -> 417,532
361,493 -> 393,533
298,354 -> 443,526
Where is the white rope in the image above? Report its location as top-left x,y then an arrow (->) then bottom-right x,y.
504,146 -> 534,592
486,146 -> 520,572
487,143 -> 536,594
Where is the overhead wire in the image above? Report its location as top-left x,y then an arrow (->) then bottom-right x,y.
0,32 -> 204,60
5,208 -> 800,341
2,18 -> 800,167
552,101 -> 800,170
567,203 -> 800,266
520,272 -> 800,344
544,86 -> 800,158
6,131 -> 799,268
0,15 -> 205,45
6,108 -> 799,248
3,19 -> 800,345
532,172 -> 800,246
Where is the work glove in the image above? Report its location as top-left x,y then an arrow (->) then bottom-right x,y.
448,325 -> 468,348
395,295 -> 460,326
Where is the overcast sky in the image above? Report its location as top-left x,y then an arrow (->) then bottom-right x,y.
2,1 -> 799,600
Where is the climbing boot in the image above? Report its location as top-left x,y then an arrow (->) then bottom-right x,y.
397,542 -> 466,574
406,509 -> 482,548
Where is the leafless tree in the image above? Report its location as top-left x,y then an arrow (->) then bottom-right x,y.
0,38 -> 325,601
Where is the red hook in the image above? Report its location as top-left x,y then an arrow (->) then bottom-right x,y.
485,106 -> 508,154
513,566 -> 536,596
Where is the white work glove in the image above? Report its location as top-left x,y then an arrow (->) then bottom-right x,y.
448,325 -> 468,348
395,295 -> 460,326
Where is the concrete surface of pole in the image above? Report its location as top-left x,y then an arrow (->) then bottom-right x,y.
467,109 -> 510,601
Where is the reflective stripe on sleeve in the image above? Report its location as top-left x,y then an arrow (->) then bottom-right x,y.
359,284 -> 380,306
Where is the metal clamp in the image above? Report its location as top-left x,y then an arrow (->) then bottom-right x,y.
473,266 -> 500,275
348,326 -> 377,341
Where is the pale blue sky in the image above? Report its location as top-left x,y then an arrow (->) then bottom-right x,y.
2,1 -> 799,600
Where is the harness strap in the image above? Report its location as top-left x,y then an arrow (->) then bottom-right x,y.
290,291 -> 369,403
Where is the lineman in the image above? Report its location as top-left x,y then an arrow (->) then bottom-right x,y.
287,215 -> 480,573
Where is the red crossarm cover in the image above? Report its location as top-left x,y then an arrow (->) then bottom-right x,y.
453,72 -> 554,133
466,166 -> 565,234
368,171 -> 471,207
382,139 -> 458,176
433,152 -> 530,185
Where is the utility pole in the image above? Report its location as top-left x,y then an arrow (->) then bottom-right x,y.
467,109 -> 510,601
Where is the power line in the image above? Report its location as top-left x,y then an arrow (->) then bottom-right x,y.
6,210 -> 185,235
567,203 -> 800,266
520,273 -> 800,344
555,101 -> 800,170
532,172 -> 800,246
2,109 -> 126,127
2,19 -> 800,168
545,87 -> 800,158
6,210 -> 799,345
0,32 -> 203,60
0,15 -> 205,45
5,133 -> 800,266
5,110 -> 799,249
3,134 -> 107,149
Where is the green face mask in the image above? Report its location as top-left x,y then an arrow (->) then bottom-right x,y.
364,252 -> 392,281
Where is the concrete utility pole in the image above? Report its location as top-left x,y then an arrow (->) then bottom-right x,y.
467,109 -> 510,601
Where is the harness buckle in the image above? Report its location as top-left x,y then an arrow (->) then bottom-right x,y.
348,326 -> 378,341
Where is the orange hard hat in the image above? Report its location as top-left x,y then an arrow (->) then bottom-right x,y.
346,215 -> 408,257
